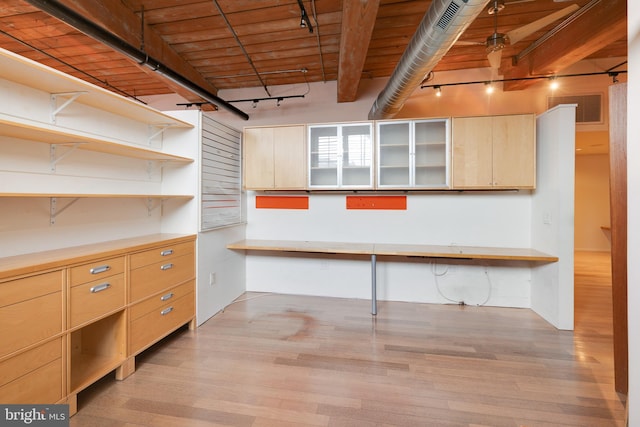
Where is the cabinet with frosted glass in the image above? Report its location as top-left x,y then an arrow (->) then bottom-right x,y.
308,122 -> 374,189
376,118 -> 450,189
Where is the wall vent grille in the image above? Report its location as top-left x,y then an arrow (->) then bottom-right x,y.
548,94 -> 603,123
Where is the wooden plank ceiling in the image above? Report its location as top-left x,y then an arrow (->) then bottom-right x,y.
0,0 -> 627,108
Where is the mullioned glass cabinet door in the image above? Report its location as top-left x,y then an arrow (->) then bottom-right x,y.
414,119 -> 449,188
308,123 -> 373,189
377,119 -> 449,189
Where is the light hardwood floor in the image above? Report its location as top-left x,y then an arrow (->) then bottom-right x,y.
71,252 -> 626,426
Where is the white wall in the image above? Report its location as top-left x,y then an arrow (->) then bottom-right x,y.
627,0 -> 638,424
245,191 -> 534,307
531,105 -> 576,330
574,154 -> 611,251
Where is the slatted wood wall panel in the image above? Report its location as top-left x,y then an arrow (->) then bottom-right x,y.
201,114 -> 242,230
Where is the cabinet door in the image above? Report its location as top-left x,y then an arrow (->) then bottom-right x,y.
273,125 -> 306,189
341,123 -> 373,187
377,121 -> 411,187
492,114 -> 536,189
244,127 -> 275,189
451,116 -> 493,188
309,125 -> 339,187
414,119 -> 449,188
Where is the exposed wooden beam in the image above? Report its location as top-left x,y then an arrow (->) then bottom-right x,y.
337,0 -> 380,102
502,0 -> 626,91
57,0 -> 221,103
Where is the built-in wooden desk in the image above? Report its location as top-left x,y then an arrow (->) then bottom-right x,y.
227,239 -> 558,314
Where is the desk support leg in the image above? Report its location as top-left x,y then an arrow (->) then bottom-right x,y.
371,254 -> 377,315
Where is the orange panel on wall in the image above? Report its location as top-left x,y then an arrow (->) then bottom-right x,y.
346,196 -> 407,210
255,195 -> 309,209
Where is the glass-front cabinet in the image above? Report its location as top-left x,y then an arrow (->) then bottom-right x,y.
308,122 -> 373,189
377,118 -> 450,189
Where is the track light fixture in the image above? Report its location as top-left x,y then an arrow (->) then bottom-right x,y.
420,67 -> 627,94
434,86 -> 442,97
297,0 -> 313,33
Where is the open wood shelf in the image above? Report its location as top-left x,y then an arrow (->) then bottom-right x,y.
0,113 -> 193,163
0,48 -> 192,128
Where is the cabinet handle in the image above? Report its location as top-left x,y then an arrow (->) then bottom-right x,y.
160,307 -> 174,316
160,263 -> 173,271
160,249 -> 174,256
90,265 -> 111,274
160,292 -> 174,301
90,283 -> 111,293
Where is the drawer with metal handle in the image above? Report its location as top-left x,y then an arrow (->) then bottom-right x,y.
69,274 -> 125,328
69,256 -> 125,287
129,252 -> 194,302
129,280 -> 194,322
130,241 -> 195,269
129,290 -> 195,355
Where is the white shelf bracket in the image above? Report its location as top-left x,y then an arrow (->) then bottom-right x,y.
147,123 -> 173,146
50,143 -> 82,172
50,197 -> 79,225
50,91 -> 87,124
146,197 -> 160,216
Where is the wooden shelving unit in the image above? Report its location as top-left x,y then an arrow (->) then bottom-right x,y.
0,48 -> 192,128
0,46 -> 195,203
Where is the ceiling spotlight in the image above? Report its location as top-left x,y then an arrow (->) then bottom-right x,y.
297,0 -> 313,33
485,82 -> 494,94
252,100 -> 257,108
549,77 -> 559,90
434,86 -> 442,97
276,97 -> 283,107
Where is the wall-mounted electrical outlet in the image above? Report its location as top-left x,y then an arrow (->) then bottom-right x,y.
209,272 -> 217,286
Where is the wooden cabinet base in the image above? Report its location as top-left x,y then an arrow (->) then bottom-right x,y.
0,234 -> 196,415
115,357 -> 136,381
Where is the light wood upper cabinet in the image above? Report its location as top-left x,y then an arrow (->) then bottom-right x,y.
452,114 -> 536,189
243,125 -> 306,190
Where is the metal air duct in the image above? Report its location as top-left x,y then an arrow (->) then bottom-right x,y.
24,0 -> 249,120
368,0 -> 490,120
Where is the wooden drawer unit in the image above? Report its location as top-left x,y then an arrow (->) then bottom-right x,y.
69,256 -> 125,287
129,282 -> 195,355
0,271 -> 63,358
0,234 -> 196,414
69,274 -> 125,328
0,338 -> 64,404
130,251 -> 195,303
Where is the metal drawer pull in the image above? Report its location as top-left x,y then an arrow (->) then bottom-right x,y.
90,265 -> 110,274
160,263 -> 173,271
160,292 -> 174,301
160,249 -> 174,256
161,307 -> 174,316
90,283 -> 111,293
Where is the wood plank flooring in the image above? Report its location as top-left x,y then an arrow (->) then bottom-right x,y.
70,251 -> 626,426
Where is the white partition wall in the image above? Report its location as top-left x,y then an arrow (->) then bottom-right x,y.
531,105 -> 576,330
